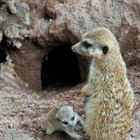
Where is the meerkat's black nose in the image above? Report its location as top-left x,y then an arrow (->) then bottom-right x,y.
71,46 -> 74,50
71,45 -> 77,52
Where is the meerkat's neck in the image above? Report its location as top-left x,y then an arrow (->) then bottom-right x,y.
89,51 -> 127,88
94,50 -> 125,73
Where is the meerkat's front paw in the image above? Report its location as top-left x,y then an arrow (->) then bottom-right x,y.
81,85 -> 88,96
75,134 -> 84,140
45,127 -> 55,135
81,85 -> 92,97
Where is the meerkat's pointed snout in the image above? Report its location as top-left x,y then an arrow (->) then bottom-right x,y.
71,43 -> 79,53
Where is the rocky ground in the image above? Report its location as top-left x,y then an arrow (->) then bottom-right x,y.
0,80 -> 84,140
0,65 -> 140,140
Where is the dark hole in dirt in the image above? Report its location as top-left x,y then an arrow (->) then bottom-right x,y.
1,36 -> 17,50
41,46 -> 81,90
0,48 -> 7,63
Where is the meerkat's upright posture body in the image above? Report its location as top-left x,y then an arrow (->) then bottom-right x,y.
46,105 -> 84,140
72,27 -> 134,140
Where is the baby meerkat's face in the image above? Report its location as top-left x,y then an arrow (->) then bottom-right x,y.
72,38 -> 109,59
56,106 -> 77,128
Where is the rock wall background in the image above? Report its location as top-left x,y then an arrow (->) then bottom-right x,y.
0,0 -> 140,140
0,0 -> 139,90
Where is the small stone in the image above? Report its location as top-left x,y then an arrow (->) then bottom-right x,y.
15,2 -> 30,25
3,21 -> 30,40
13,40 -> 22,49
7,0 -> 17,14
3,23 -> 20,39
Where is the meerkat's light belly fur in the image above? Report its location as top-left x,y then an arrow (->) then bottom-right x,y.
84,60 -> 134,140
85,86 -> 133,140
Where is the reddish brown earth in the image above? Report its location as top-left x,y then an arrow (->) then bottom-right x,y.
0,80 -> 85,140
0,64 -> 140,140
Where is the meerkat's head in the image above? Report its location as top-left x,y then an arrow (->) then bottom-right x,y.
56,106 -> 77,127
72,27 -> 120,60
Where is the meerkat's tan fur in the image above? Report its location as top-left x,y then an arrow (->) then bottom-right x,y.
72,27 -> 134,140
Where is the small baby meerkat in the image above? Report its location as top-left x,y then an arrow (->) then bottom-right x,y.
72,27 -> 135,140
46,105 -> 84,140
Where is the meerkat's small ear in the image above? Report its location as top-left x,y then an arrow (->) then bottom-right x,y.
102,45 -> 109,54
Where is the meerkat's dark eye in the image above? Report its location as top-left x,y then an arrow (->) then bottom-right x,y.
102,45 -> 109,54
57,118 -> 60,122
71,116 -> 75,121
62,121 -> 68,125
82,41 -> 92,49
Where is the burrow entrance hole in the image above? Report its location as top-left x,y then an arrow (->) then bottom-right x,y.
41,46 -> 82,90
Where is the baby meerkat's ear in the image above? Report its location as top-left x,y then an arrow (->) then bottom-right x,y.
56,113 -> 60,121
102,45 -> 109,54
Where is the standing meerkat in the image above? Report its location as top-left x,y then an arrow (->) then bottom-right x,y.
46,105 -> 84,140
72,27 -> 134,140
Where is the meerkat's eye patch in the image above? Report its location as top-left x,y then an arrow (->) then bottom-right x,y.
71,116 -> 75,121
82,41 -> 92,49
57,118 -> 68,125
102,45 -> 109,54
62,121 -> 68,125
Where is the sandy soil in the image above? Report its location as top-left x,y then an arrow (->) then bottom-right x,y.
0,80 -> 85,140
0,69 -> 140,140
